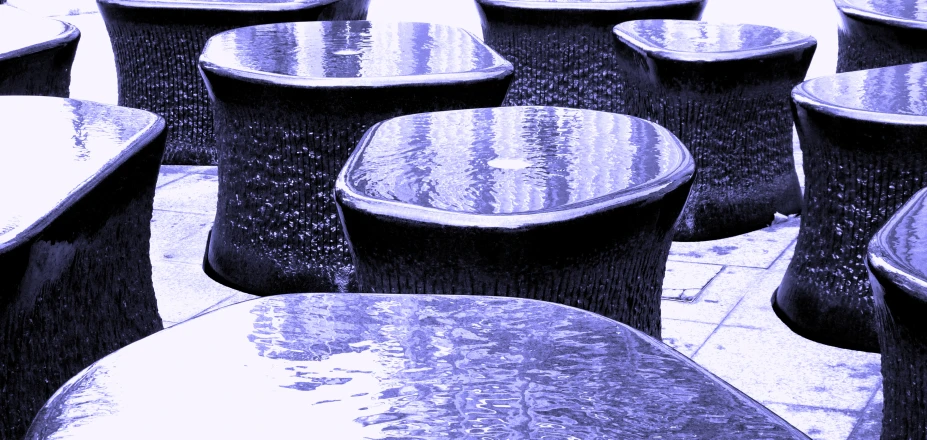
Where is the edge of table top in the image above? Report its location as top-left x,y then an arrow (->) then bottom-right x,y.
0,11 -> 80,63
835,0 -> 927,31
96,0 -> 338,12
868,187 -> 927,303
476,0 -> 703,12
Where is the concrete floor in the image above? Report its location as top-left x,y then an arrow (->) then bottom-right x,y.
6,0 -> 884,438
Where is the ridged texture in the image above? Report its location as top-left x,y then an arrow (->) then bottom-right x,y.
0,134 -> 165,440
341,183 -> 691,339
775,114 -> 927,352
871,269 -> 927,439
205,79 -> 512,296
837,17 -> 927,73
0,37 -> 78,97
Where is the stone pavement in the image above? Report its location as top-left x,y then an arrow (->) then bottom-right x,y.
7,0 -> 884,438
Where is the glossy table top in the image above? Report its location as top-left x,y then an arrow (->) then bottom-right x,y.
0,97 -> 164,253
96,0 -> 338,12
336,106 -> 694,228
793,61 -> 927,123
29,293 -> 808,439
836,0 -> 927,29
199,21 -> 512,87
0,6 -> 79,61
869,187 -> 927,302
476,0 -> 704,12
614,20 -> 815,61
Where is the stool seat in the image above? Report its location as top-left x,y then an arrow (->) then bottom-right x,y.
201,21 -> 513,296
336,106 -> 694,337
774,62 -> 927,352
0,6 -> 79,97
614,20 -> 815,240
836,0 -> 927,72
28,293 -> 809,439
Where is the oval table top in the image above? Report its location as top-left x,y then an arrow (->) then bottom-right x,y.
0,6 -> 79,62
836,0 -> 927,30
0,96 -> 164,253
95,0 -> 338,12
869,187 -> 927,302
336,106 -> 694,229
476,0 -> 704,12
792,61 -> 927,123
29,293 -> 808,439
613,19 -> 816,62
199,21 -> 513,88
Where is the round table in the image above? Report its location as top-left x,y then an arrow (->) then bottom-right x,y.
0,6 -> 80,97
199,21 -> 514,296
335,106 -> 694,338
96,0 -> 347,164
774,61 -> 927,352
613,20 -> 816,241
28,293 -> 809,439
836,0 -> 927,72
0,96 -> 165,439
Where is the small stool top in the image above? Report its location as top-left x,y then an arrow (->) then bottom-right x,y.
96,0 -> 338,12
0,96 -> 164,253
29,293 -> 808,439
0,6 -> 79,62
868,187 -> 927,301
792,61 -> 927,123
836,0 -> 927,30
335,106 -> 694,228
476,0 -> 704,12
613,20 -> 815,61
199,21 -> 513,88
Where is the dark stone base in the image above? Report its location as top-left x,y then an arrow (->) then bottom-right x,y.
0,131 -> 166,439
837,17 -> 927,73
0,35 -> 78,97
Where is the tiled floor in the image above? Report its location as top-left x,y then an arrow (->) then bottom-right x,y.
9,0 -> 884,438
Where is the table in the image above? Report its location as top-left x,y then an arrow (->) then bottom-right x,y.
28,293 -> 810,439
200,21 -> 514,296
868,186 -> 927,439
476,0 -> 704,111
613,20 -> 816,241
335,106 -> 694,338
96,0 -> 347,165
836,0 -> 927,72
0,96 -> 166,439
0,6 -> 80,97
774,61 -> 927,353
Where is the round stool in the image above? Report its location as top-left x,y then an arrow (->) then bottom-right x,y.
613,20 -> 816,241
0,6 -> 79,97
836,0 -> 927,72
335,106 -> 694,338
199,21 -> 514,295
774,61 -> 927,352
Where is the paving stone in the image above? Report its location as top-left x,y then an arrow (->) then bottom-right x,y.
153,173 -> 219,215
660,318 -> 717,357
156,166 -> 191,188
846,387 -> 882,440
669,216 -> 800,268
662,265 -> 766,324
661,261 -> 723,302
152,261 -> 238,323
763,403 -> 859,440
722,241 -> 795,329
149,210 -> 213,265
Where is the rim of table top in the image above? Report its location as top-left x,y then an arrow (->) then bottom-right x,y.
613,20 -> 816,63
792,71 -> 927,125
0,97 -> 165,254
476,0 -> 703,11
868,187 -> 927,303
335,107 -> 695,230
0,14 -> 79,63
96,0 -> 338,12
835,0 -> 927,31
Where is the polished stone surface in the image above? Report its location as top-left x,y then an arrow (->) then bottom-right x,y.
478,0 -> 703,9
797,61 -> 927,117
869,188 -> 927,296
97,0 -> 338,11
0,6 -> 79,97
28,293 -> 808,439
616,19 -> 812,57
838,0 -> 927,23
0,6 -> 74,57
836,0 -> 927,72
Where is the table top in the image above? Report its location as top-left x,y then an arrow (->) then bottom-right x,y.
869,187 -> 927,301
199,21 -> 512,88
335,106 -> 694,229
836,0 -> 927,29
96,0 -> 338,12
0,97 -> 164,253
29,293 -> 808,439
793,61 -> 927,123
476,0 -> 704,12
0,6 -> 79,61
613,20 -> 815,62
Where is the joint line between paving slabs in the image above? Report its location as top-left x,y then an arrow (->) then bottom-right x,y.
845,381 -> 883,439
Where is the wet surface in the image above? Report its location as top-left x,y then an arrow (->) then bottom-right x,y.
0,96 -> 161,251
838,0 -> 927,21
201,21 -> 509,80
477,0 -> 704,8
616,19 -> 812,54
344,106 -> 690,215
28,293 -> 808,439
797,61 -> 927,116
869,187 -> 927,294
0,6 -> 72,56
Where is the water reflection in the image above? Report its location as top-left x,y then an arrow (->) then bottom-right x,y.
619,20 -> 808,53
879,190 -> 927,284
0,7 -> 70,55
203,21 -> 505,78
800,61 -> 927,115
347,107 -> 684,214
841,0 -> 927,21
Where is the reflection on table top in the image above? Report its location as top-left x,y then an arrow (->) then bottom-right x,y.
794,61 -> 927,120
869,187 -> 927,302
0,6 -> 77,59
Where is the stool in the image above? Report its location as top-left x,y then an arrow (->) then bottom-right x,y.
200,21 -> 514,296
0,6 -> 79,97
28,293 -> 810,439
96,0 -> 348,165
836,0 -> 927,72
869,186 -> 927,439
613,20 -> 816,241
774,61 -> 927,353
0,96 -> 165,439
476,0 -> 704,111
335,106 -> 694,338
